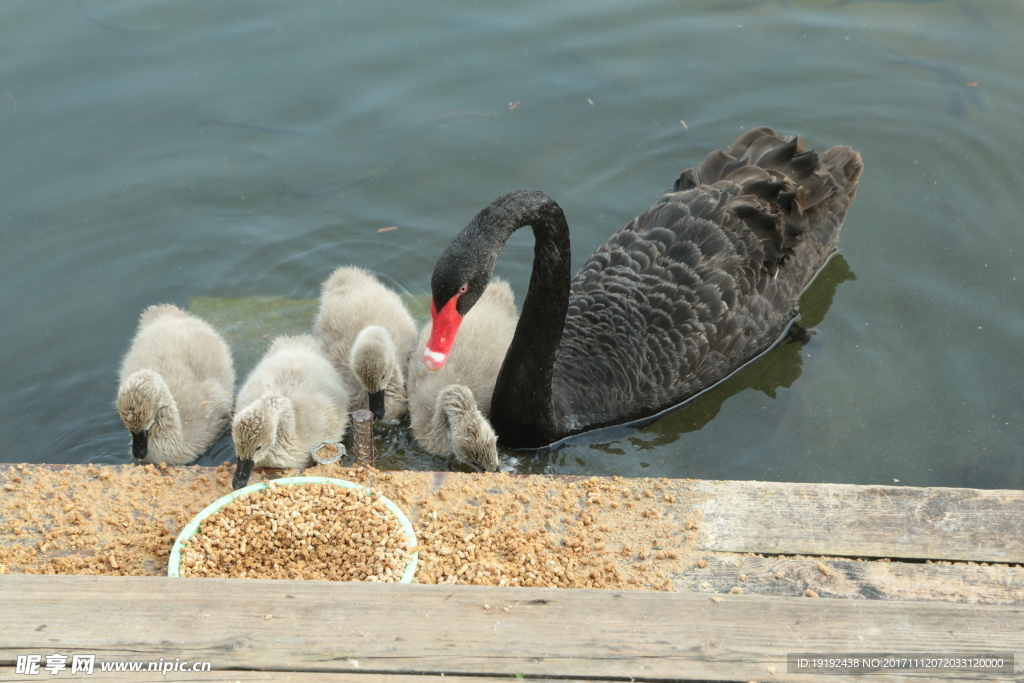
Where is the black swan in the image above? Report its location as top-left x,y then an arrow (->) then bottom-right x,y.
424,127 -> 863,449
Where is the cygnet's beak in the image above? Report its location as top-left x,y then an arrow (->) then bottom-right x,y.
131,431 -> 149,461
368,390 -> 386,420
232,456 -> 254,490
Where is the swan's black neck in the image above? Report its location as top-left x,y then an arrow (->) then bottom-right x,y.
436,190 -> 571,448
491,191 -> 571,448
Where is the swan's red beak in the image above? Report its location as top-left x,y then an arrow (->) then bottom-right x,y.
424,296 -> 463,372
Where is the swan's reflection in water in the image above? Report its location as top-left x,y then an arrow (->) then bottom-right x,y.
517,253 -> 856,476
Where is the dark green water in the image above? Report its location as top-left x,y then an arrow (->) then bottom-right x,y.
2,0 -> 1022,489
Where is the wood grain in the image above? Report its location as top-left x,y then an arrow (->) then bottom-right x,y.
0,672 -> 588,683
694,480 -> 1024,562
1,575 -> 1020,682
671,555 -> 1024,604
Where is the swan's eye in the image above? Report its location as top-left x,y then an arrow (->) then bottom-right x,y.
458,284 -> 468,294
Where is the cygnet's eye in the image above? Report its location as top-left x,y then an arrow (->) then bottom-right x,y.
458,284 -> 468,294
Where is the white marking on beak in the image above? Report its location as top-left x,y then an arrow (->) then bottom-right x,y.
423,349 -> 446,372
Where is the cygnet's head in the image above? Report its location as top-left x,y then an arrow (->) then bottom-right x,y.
231,396 -> 279,489
117,369 -> 167,461
437,384 -> 500,472
349,326 -> 396,419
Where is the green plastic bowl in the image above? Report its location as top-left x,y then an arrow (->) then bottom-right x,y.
168,476 -> 418,582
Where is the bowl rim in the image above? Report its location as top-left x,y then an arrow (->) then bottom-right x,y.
167,476 -> 418,582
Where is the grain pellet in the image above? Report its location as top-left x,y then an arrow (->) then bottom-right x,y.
180,483 -> 412,581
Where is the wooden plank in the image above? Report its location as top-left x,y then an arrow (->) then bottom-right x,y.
694,480 -> 1024,563
671,556 -> 1024,605
0,576 -> 1020,682
4,464 -> 1024,604
0,671 -> 580,683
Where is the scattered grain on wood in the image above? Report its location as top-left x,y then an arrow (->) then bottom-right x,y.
0,463 -> 236,576
0,464 -> 703,592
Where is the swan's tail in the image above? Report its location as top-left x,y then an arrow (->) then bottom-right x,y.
819,143 -> 864,227
792,138 -> 863,291
674,126 -> 863,291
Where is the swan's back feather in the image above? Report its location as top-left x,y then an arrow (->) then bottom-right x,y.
553,127 -> 862,431
234,334 -> 349,468
314,266 -> 418,418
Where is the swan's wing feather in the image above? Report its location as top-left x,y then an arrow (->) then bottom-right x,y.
554,188 -> 792,427
552,128 -> 862,432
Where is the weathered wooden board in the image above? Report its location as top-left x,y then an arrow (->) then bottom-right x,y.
671,556 -> 1024,605
0,672 -> 585,683
1,575 -> 1020,682
5,464 -> 1023,605
694,480 -> 1024,563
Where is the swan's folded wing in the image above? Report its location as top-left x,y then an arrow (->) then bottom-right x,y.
673,127 -> 862,285
553,128 -> 862,432
554,186 -> 795,431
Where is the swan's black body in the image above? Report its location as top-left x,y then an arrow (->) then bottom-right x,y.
430,127 -> 863,448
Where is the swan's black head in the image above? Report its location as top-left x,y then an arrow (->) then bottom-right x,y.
425,204 -> 506,370
426,190 -> 563,371
431,218 -> 502,314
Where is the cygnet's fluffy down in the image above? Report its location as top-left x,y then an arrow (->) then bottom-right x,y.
313,266 -> 417,421
406,279 -> 518,471
117,304 -> 235,465
231,334 -> 349,488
